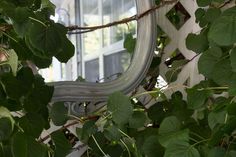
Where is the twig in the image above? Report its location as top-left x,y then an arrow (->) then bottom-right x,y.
67,0 -> 178,34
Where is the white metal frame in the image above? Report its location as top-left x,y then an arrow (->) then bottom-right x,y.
50,0 -> 157,102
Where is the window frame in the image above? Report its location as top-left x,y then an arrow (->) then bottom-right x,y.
50,0 -> 157,102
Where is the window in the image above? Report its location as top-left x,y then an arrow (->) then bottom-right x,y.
41,0 -> 136,83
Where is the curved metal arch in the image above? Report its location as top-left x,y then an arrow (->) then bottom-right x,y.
50,0 -> 157,102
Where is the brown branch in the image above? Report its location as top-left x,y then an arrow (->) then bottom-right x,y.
67,0 -> 178,34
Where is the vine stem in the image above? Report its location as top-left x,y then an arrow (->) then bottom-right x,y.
67,0 -> 178,34
191,139 -> 210,148
190,132 -> 205,140
91,135 -> 108,157
29,17 -> 47,27
120,139 -> 131,157
1,31 -> 18,43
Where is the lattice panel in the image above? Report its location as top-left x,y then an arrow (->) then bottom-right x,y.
157,0 -> 204,97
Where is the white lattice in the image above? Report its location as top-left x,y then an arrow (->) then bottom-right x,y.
157,0 -> 204,98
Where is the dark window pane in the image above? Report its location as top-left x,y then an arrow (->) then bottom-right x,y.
85,59 -> 99,82
104,52 -> 130,81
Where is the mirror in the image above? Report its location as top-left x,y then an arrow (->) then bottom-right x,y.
40,0 -> 137,83
47,0 -> 156,102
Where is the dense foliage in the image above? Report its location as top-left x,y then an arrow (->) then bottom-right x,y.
0,0 -> 236,157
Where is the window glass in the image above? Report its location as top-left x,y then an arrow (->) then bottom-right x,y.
85,59 -> 99,82
104,52 -> 130,81
82,1 -> 101,55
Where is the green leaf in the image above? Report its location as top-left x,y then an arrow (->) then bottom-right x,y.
204,8 -> 221,23
159,129 -> 189,148
54,23 -> 75,63
50,102 -> 68,126
142,136 -> 164,157
12,132 -> 27,157
186,33 -> 209,53
0,73 -> 23,100
19,113 -> 45,138
27,22 -> 62,57
128,111 -> 147,129
76,120 -> 97,143
164,141 -> 200,157
107,92 -> 133,125
27,137 -> 47,157
41,0 -> 56,16
55,37 -> 75,63
208,7 -> 236,46
208,110 -> 227,130
0,118 -> 14,141
32,55 -> 52,69
187,81 -> 212,109
0,107 -> 14,141
159,116 -> 181,135
227,103 -> 236,115
11,7 -> 31,37
207,147 -> 225,157
147,102 -> 166,123
104,125 -> 121,141
230,47 -> 236,72
198,47 -> 222,78
195,8 -> 205,23
197,0 -> 212,7
124,33 -> 136,53
165,60 -> 188,82
211,59 -> 233,85
51,131 -> 72,157
16,67 -> 34,94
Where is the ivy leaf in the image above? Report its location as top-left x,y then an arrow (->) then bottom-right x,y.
12,132 -> 27,157
41,0 -> 56,15
27,22 -> 62,57
124,33 -> 136,53
158,116 -> 190,147
16,67 -> 34,94
165,59 -> 188,82
51,131 -> 72,157
128,111 -> 147,129
227,103 -> 236,115
195,8 -> 205,23
0,107 -> 14,141
142,136 -> 164,157
107,92 -> 133,125
186,33 -> 209,53
197,0 -> 212,7
187,81 -> 212,109
49,102 -> 68,126
208,7 -> 236,46
55,37 -> 75,63
104,125 -> 121,141
198,47 -> 222,78
211,59 -> 233,85
208,147 -> 225,157
76,120 -> 97,143
208,110 -> 227,130
27,137 -> 48,157
204,8 -> 221,23
11,7 -> 31,37
164,141 -> 200,157
19,113 -> 45,138
230,47 -> 236,72
159,116 -> 181,135
147,102 -> 166,123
